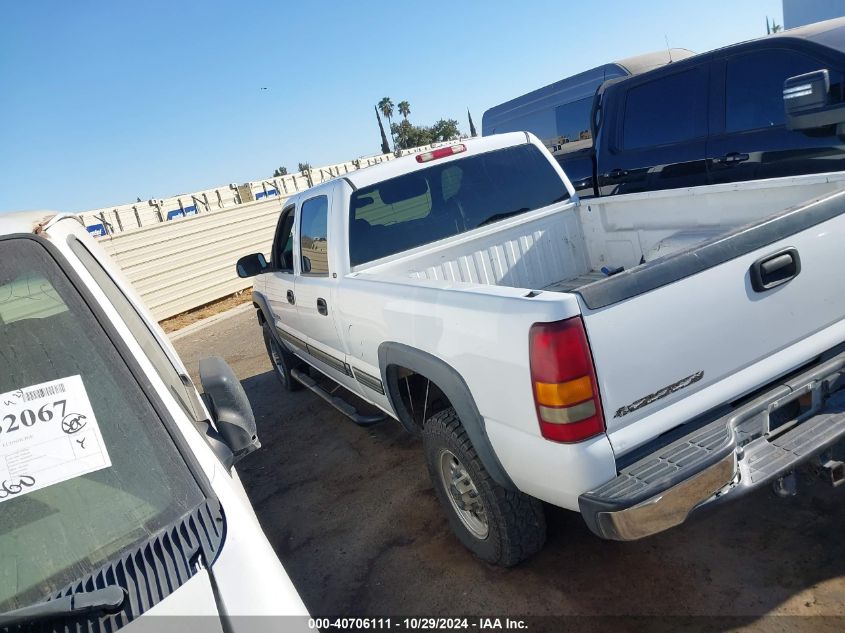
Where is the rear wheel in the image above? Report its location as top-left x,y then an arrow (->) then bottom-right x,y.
262,322 -> 302,392
423,407 -> 546,566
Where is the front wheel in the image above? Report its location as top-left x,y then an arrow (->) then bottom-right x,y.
423,407 -> 546,566
262,322 -> 302,392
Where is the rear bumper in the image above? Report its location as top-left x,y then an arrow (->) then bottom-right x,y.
579,350 -> 845,540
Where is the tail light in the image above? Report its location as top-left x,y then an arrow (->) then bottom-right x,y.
416,144 -> 466,163
529,317 -> 605,442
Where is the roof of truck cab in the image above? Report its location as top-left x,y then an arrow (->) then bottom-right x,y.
771,16 -> 845,51
594,18 -> 845,99
343,132 -> 531,191
673,17 -> 845,64
614,49 -> 696,74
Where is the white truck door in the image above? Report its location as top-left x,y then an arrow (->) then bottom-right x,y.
264,203 -> 305,349
294,192 -> 357,387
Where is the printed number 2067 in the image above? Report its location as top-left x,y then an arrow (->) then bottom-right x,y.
1,400 -> 66,434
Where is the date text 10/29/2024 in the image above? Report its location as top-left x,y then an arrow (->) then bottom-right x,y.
308,619 -> 528,631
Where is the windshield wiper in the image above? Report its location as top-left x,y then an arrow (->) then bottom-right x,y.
0,585 -> 126,628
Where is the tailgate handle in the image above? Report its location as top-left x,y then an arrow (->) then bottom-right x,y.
750,248 -> 801,292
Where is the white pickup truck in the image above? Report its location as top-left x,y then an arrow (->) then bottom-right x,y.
0,212 -> 307,630
238,132 -> 845,566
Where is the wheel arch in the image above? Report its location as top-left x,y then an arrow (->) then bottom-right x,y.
378,341 -> 516,490
252,290 -> 274,333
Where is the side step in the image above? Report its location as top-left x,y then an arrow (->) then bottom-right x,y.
290,367 -> 385,426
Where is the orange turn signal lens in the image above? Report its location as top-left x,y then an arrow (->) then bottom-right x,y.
534,376 -> 593,407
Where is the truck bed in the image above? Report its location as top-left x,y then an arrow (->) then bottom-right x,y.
361,171 -> 845,299
542,271 -> 607,293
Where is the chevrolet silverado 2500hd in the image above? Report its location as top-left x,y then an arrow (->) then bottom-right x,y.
238,132 -> 845,566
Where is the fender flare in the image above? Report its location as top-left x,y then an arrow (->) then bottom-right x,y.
252,290 -> 284,347
378,342 -> 516,491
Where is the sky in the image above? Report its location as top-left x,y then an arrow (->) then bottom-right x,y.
0,0 -> 784,212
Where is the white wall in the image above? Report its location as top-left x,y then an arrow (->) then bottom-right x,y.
783,0 -> 845,29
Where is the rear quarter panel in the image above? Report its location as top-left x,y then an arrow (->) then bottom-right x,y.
335,275 -> 618,509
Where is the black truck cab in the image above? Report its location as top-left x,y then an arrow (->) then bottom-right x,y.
590,18 -> 845,197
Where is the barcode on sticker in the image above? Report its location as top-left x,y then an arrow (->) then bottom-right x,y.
23,383 -> 66,402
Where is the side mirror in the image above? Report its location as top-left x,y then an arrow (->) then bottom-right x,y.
199,356 -> 260,465
784,69 -> 845,131
236,253 -> 268,278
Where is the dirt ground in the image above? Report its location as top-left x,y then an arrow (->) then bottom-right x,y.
173,309 -> 845,632
159,289 -> 252,333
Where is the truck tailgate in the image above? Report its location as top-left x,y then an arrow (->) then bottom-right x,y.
578,191 -> 845,456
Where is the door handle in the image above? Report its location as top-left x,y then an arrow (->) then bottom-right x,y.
317,298 -> 328,316
606,168 -> 628,179
750,248 -> 801,292
715,152 -> 750,166
287,290 -> 295,304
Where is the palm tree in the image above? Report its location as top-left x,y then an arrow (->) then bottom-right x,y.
375,105 -> 391,154
766,16 -> 783,34
398,100 -> 411,120
378,97 -> 395,143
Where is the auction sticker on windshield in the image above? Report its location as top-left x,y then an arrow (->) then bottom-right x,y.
0,375 -> 111,503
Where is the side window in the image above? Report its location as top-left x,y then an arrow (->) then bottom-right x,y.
725,49 -> 840,133
273,205 -> 295,272
299,195 -> 329,276
554,96 -> 594,145
622,69 -> 707,149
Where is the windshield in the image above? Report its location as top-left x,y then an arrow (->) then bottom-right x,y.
349,143 -> 570,266
0,237 -> 205,611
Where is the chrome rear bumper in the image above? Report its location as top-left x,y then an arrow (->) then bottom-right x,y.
579,350 -> 845,540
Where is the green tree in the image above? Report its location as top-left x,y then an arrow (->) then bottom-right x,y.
297,162 -> 311,172
392,120 -> 433,149
273,166 -> 288,177
766,16 -> 783,34
378,97 -> 395,144
429,119 -> 461,143
391,118 -> 462,150
398,100 -> 411,120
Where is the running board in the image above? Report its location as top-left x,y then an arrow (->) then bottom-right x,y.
290,368 -> 385,426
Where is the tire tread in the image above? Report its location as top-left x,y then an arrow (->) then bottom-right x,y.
424,407 -> 546,566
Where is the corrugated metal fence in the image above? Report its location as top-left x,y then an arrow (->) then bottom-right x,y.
80,152 -> 405,237
89,141 -> 465,320
99,197 -> 284,319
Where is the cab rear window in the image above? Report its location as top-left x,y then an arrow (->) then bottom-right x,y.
349,144 -> 569,266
